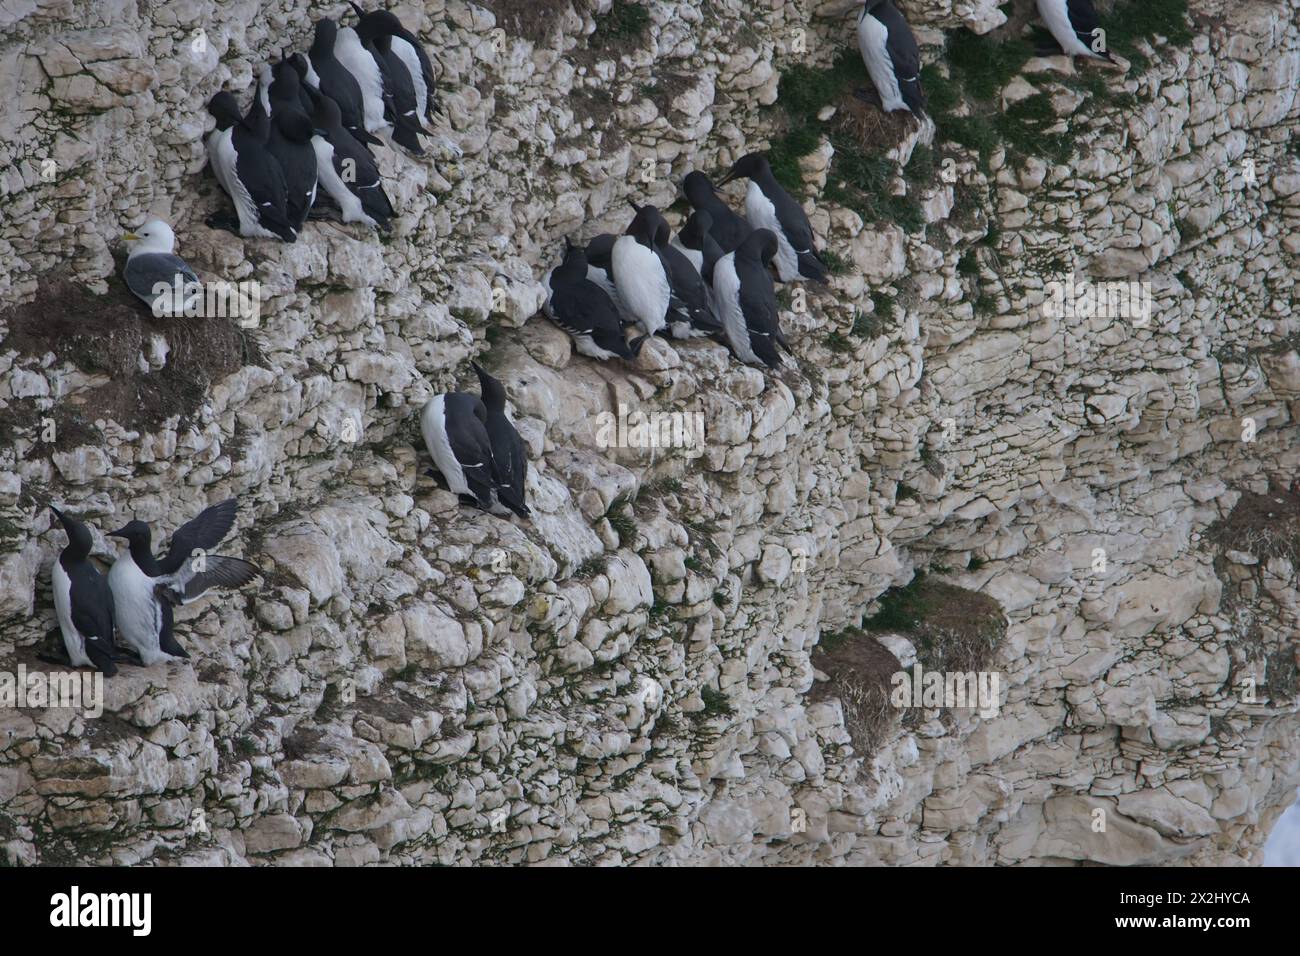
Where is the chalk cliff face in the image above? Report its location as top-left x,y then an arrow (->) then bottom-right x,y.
1,0 -> 1298,866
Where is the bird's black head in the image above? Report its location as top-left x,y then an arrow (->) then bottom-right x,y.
556,239 -> 589,279
627,203 -> 666,247
275,109 -> 315,142
207,91 -> 243,129
289,52 -> 311,81
356,8 -> 404,40
682,171 -> 715,206
678,209 -> 713,249
471,362 -> 506,411
741,228 -> 780,265
108,519 -> 152,547
313,18 -> 339,49
585,233 -> 616,271
717,152 -> 770,187
49,506 -> 93,557
311,90 -> 342,129
271,58 -> 301,96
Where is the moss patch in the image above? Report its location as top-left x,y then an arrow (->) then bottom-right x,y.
768,48 -> 923,231
1104,0 -> 1195,72
862,573 -> 1006,674
946,29 -> 1036,102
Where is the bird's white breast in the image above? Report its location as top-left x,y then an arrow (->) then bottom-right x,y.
52,562 -> 92,667
336,28 -> 388,133
211,128 -> 276,238
391,37 -> 428,124
744,182 -> 800,281
612,237 -> 669,336
311,135 -> 371,225
857,11 -> 906,113
206,128 -> 237,203
108,554 -> 161,657
421,395 -> 469,495
712,254 -> 760,365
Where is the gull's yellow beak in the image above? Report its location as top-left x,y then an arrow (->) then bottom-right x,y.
122,232 -> 139,241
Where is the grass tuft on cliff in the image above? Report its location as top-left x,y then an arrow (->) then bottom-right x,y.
768,48 -> 925,231
1104,0 -> 1195,71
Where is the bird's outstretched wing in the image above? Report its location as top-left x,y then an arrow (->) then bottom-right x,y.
159,499 -> 239,575
157,555 -> 259,607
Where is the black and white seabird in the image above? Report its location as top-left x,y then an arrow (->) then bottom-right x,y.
48,507 -> 119,676
612,204 -> 672,337
583,233 -> 636,327
307,18 -> 384,147
305,86 -> 395,231
263,64 -> 320,233
420,392 -> 501,511
545,240 -> 647,360
352,7 -> 430,154
712,228 -> 790,370
856,1 -> 926,115
121,218 -> 201,317
334,19 -> 391,140
472,363 -> 530,520
631,202 -> 723,339
107,499 -> 258,666
288,52 -> 324,115
671,209 -> 706,273
682,171 -> 753,253
205,92 -> 299,242
718,153 -> 828,284
1035,0 -> 1115,62
674,210 -> 725,283
350,4 -> 447,135
373,33 -> 429,153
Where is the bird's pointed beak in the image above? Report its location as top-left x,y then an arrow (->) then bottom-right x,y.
122,232 -> 139,241
628,200 -> 642,213
48,505 -> 64,522
716,169 -> 738,187
107,526 -> 129,538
